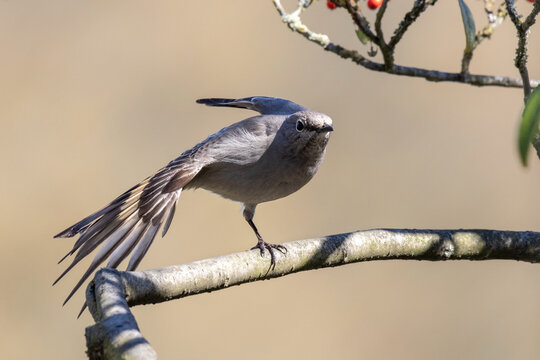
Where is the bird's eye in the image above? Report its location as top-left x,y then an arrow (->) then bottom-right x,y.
296,120 -> 305,132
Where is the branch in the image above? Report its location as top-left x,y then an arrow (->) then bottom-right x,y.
506,0 -> 540,100
374,0 -> 394,69
343,0 -> 379,44
85,269 -> 157,360
389,0 -> 437,50
477,0 -> 508,46
324,43 -> 538,87
272,0 -> 539,89
85,228 -> 540,359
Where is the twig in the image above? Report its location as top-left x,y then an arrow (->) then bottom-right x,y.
505,0 -> 540,100
272,0 -> 539,89
478,0 -> 507,44
374,0 -> 393,69
85,228 -> 540,358
272,0 -> 331,46
461,0 -> 508,74
343,0 -> 379,44
389,0 -> 437,49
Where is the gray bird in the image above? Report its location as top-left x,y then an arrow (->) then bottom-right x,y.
54,96 -> 333,307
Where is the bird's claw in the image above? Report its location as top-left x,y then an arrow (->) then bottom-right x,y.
251,241 -> 287,271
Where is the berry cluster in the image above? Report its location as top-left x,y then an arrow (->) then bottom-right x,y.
326,0 -> 384,10
327,0 -> 534,11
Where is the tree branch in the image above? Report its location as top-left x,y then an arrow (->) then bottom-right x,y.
506,0 -> 540,100
374,0 -> 394,69
343,0 -> 379,44
272,0 -> 539,89
389,0 -> 437,50
85,228 -> 540,359
85,269 -> 157,360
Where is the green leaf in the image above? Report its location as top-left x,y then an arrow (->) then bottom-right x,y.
355,27 -> 369,45
458,0 -> 476,53
518,86 -> 540,166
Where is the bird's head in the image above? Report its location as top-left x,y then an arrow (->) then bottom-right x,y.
281,111 -> 333,155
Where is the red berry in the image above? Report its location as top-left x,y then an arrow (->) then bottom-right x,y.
367,0 -> 383,10
527,0 -> 535,3
326,1 -> 336,9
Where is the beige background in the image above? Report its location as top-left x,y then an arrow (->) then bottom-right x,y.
2,0 -> 540,358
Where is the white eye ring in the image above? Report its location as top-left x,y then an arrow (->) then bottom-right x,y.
296,120 -> 305,132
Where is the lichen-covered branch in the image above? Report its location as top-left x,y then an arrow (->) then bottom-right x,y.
506,0 -> 540,100
389,0 -> 437,49
462,1 -> 508,73
85,228 -> 540,359
324,42 -> 538,87
477,0 -> 508,45
272,0 -> 539,89
374,0 -> 394,69
343,0 -> 379,43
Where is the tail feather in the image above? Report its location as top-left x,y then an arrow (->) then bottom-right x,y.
106,220 -> 147,268
54,203 -> 115,239
62,219 -> 148,306
54,180 -> 149,239
57,199 -> 138,265
161,193 -> 179,237
126,223 -> 160,271
53,213 -> 137,286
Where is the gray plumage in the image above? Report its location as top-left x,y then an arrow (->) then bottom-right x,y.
54,96 -> 333,310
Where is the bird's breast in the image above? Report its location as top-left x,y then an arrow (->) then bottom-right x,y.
189,150 -> 323,204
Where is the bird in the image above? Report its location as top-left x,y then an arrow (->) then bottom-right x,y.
54,96 -> 333,309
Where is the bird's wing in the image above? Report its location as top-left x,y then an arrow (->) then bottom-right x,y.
54,156 -> 201,306
196,96 -> 307,115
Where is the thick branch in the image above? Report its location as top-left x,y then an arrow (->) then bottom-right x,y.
85,269 -> 157,360
85,228 -> 540,358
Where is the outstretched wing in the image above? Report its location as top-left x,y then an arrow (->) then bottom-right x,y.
196,96 -> 307,115
54,156 -> 201,306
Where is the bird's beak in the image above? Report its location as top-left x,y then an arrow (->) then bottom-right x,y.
318,124 -> 334,133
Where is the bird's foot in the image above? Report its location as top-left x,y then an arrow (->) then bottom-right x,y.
251,240 -> 287,270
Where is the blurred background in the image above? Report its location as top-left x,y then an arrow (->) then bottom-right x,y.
1,0 -> 540,358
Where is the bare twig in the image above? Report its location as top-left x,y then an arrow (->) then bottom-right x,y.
272,0 -> 539,89
389,0 -> 437,49
85,228 -> 540,359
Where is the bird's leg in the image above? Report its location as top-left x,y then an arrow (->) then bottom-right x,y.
243,204 -> 287,270
247,219 -> 287,270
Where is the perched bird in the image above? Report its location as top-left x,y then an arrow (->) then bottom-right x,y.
54,96 -> 333,308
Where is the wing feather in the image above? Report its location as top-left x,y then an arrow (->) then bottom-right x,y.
54,157 -> 199,306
